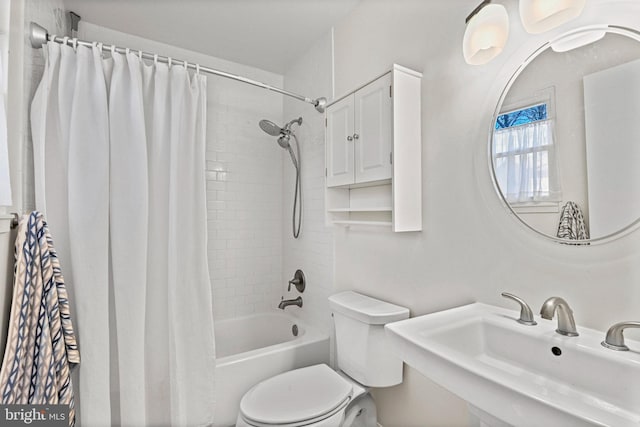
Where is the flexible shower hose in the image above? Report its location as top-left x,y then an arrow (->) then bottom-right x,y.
291,133 -> 302,238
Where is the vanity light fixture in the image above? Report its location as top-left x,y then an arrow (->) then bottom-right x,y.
464,0 -> 588,64
519,0 -> 586,34
463,1 -> 510,65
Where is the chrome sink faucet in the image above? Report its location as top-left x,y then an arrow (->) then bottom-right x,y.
540,297 -> 579,337
601,321 -> 640,351
278,296 -> 303,310
501,292 -> 537,325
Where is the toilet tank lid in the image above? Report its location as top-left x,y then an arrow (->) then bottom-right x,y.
329,291 -> 409,325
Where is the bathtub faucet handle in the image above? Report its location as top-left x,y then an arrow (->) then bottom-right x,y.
288,269 -> 306,293
287,279 -> 299,292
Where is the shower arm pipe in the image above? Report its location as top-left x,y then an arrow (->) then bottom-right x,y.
29,22 -> 328,113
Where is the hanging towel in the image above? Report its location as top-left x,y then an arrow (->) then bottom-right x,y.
0,48 -> 12,206
556,201 -> 590,240
0,211 -> 80,426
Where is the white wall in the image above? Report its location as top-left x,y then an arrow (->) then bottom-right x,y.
329,1 -> 640,426
282,32 -> 335,339
76,22 -> 286,321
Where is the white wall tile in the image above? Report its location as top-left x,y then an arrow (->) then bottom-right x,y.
282,32 -> 335,339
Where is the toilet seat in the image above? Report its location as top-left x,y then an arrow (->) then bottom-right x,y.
239,364 -> 353,426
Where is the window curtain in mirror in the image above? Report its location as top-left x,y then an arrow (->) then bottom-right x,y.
493,119 -> 562,204
30,41 -> 215,427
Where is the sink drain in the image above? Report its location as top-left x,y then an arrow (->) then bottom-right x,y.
292,325 -> 299,336
551,346 -> 562,356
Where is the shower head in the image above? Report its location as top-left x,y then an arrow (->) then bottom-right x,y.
259,117 -> 303,138
258,117 -> 303,170
259,120 -> 291,149
277,134 -> 291,149
259,119 -> 284,137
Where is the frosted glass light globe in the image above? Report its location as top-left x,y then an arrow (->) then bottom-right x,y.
463,4 -> 509,65
520,0 -> 586,34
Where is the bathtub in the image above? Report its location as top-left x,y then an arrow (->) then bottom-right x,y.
213,312 -> 330,427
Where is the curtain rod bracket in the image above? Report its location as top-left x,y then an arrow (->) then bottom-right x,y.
314,97 -> 327,113
30,22 -> 49,49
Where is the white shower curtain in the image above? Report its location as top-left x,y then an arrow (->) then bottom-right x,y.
30,41 -> 215,427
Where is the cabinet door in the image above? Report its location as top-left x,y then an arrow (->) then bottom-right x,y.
354,73 -> 392,183
326,95 -> 355,187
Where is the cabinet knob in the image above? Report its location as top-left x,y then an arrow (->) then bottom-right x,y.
353,133 -> 360,140
347,135 -> 353,141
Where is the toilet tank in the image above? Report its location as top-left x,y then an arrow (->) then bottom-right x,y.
328,291 -> 409,387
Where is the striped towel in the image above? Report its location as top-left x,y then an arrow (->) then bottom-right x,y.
556,201 -> 590,240
0,212 -> 80,426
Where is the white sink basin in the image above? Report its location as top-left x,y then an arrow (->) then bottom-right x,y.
385,303 -> 640,427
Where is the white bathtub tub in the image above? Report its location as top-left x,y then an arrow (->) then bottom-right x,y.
213,312 -> 330,427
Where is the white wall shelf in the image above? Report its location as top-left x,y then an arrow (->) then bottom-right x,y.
327,207 -> 392,213
325,64 -> 422,232
332,220 -> 393,227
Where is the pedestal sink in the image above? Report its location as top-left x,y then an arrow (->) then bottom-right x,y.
385,303 -> 640,426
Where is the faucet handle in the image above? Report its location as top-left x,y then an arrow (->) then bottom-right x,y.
501,292 -> 537,326
601,321 -> 640,351
287,269 -> 306,293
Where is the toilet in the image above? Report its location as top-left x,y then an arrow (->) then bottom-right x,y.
236,291 -> 409,427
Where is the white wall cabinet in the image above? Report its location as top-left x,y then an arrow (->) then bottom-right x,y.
325,64 -> 422,232
326,73 -> 392,187
326,95 -> 355,187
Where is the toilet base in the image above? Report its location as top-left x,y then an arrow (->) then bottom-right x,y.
344,394 -> 377,427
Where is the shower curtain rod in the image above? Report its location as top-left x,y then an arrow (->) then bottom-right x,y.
28,22 -> 328,113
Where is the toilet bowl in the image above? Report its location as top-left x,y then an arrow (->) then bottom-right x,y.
236,291 -> 409,427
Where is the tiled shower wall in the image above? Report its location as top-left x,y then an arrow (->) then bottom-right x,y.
24,19 -> 286,320
206,82 -> 285,318
282,32 -> 335,338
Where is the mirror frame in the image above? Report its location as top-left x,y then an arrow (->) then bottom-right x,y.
489,24 -> 640,245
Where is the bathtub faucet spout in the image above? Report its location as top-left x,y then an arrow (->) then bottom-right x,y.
278,296 -> 303,310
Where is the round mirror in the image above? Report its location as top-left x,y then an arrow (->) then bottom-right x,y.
490,26 -> 640,244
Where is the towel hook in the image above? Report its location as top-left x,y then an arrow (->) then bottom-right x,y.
10,213 -> 19,229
